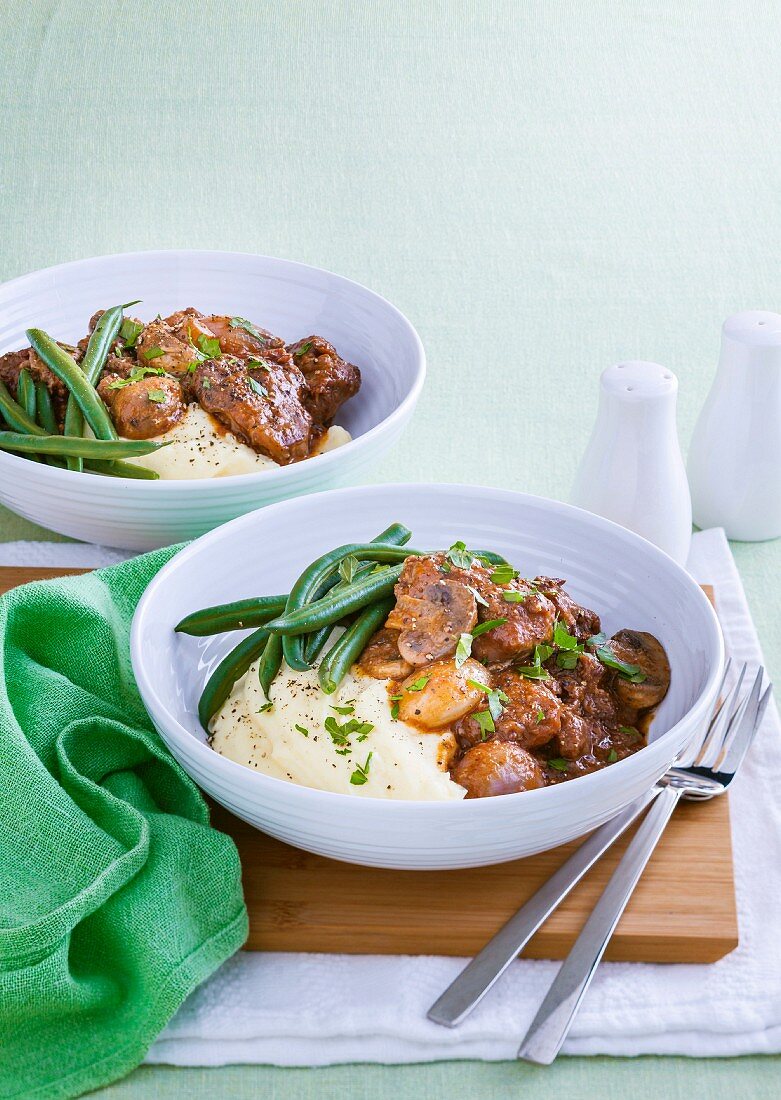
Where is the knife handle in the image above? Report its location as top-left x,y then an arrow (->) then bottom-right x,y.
427,784 -> 663,1028
517,784 -> 682,1064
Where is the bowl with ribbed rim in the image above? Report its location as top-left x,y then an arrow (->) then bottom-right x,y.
0,250 -> 425,549
130,483 -> 724,870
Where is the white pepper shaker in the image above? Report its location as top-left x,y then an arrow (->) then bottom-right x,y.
570,361 -> 692,565
688,310 -> 781,541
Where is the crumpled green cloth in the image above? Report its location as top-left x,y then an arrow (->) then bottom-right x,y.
0,548 -> 248,1100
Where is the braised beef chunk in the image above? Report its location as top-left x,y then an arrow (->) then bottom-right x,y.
189,356 -> 312,465
454,669 -> 562,753
287,335 -> 361,429
97,372 -> 186,439
202,315 -> 285,360
356,628 -> 414,680
0,347 -> 71,424
534,576 -> 601,642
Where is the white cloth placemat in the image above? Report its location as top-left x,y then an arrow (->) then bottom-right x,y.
4,529 -> 779,1061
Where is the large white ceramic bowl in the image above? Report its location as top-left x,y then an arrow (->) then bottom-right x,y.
131,484 -> 724,870
0,251 -> 424,549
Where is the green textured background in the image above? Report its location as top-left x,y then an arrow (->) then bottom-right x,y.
2,1 -> 779,1095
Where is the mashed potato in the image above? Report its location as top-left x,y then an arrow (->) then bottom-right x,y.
124,405 -> 351,479
209,657 -> 466,801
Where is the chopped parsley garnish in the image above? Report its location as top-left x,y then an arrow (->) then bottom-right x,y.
467,584 -> 489,607
202,378 -> 212,389
147,389 -> 166,404
536,709 -> 545,723
608,749 -> 618,763
143,346 -> 165,360
550,620 -> 585,669
455,632 -> 473,667
350,752 -> 373,786
324,716 -> 374,748
466,679 -> 508,722
248,375 -> 268,398
230,316 -> 266,342
517,643 -> 554,680
472,618 -> 507,637
587,634 -> 647,682
338,555 -> 361,584
446,540 -> 474,569
553,620 -> 579,650
120,318 -> 144,348
324,716 -> 351,746
406,675 -> 430,693
457,618 -> 507,667
389,693 -> 403,720
330,703 -> 355,716
548,758 -> 569,772
473,709 -> 495,739
197,334 -> 222,360
294,339 -> 313,357
257,701 -> 274,714
105,365 -> 166,390
295,723 -> 309,737
490,564 -> 519,585
620,725 -> 642,740
502,590 -> 527,603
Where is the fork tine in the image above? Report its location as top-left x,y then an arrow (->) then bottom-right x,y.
675,660 -> 732,768
699,660 -> 752,765
680,663 -> 745,768
719,679 -> 773,775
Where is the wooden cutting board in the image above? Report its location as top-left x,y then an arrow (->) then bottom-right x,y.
4,567 -> 737,963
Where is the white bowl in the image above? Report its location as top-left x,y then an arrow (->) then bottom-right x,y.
0,250 -> 424,549
131,484 -> 724,870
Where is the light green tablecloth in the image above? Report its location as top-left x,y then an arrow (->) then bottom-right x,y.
2,1 -> 779,1094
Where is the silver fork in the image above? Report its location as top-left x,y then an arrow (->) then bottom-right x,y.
517,662 -> 771,1064
428,661 -> 768,1032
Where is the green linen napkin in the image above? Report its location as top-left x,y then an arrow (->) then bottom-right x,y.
0,548 -> 249,1100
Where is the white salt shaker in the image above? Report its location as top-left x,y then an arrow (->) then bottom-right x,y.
570,361 -> 692,565
688,310 -> 781,541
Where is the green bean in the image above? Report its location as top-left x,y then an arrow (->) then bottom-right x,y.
17,370 -> 36,420
257,632 -> 283,700
85,459 -> 160,480
34,382 -> 57,434
175,594 -> 289,636
0,381 -> 41,435
0,432 -> 166,458
198,627 -> 271,729
474,550 -> 508,566
318,599 -> 394,694
27,329 -> 117,442
62,303 -> 128,471
281,540 -> 418,672
33,382 -> 65,467
302,523 -> 412,665
267,564 -> 404,637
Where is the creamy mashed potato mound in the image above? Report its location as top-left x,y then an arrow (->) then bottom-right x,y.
125,405 -> 351,479
209,658 -> 466,801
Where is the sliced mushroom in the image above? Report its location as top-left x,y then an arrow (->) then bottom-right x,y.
386,578 -> 477,666
396,657 -> 488,730
608,629 -> 671,710
355,628 -> 413,680
452,741 -> 546,798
